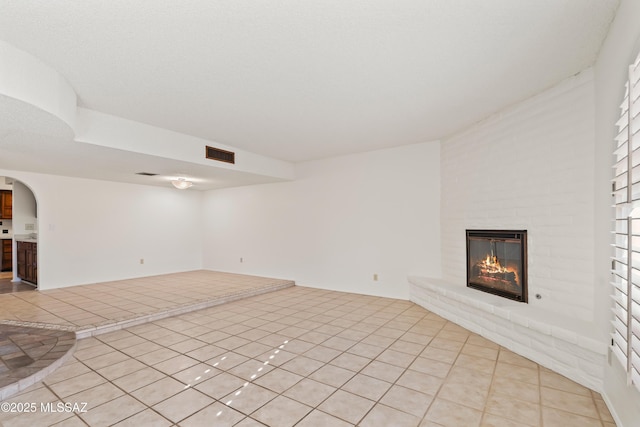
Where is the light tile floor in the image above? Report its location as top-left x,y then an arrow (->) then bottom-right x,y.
0,283 -> 615,426
0,325 -> 74,388
0,272 -> 35,295
0,271 -> 294,330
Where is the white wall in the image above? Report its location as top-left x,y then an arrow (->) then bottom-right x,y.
201,179 -> 298,281
203,142 -> 441,299
0,169 -> 203,290
409,70 -> 606,392
594,0 -> 640,425
440,69 -> 596,323
12,180 -> 37,235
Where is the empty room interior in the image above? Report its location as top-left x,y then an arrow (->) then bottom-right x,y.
0,0 -> 640,426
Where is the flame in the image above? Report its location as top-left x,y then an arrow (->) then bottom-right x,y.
481,254 -> 508,274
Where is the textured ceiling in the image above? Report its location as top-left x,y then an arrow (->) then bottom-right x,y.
0,0 -> 620,165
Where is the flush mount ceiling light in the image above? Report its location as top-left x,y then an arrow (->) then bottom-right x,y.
171,177 -> 193,190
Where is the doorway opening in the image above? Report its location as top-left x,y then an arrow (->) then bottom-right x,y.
0,176 -> 38,293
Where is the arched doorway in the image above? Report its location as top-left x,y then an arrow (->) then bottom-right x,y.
0,176 -> 38,293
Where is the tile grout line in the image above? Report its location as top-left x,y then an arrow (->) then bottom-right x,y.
4,283 -> 611,427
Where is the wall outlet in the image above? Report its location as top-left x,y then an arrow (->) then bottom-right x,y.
140,258 -> 144,265
25,224 -> 35,231
373,274 -> 379,281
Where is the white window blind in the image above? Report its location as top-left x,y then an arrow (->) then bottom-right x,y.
612,50 -> 640,392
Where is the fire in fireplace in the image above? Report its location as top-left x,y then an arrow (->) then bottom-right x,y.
466,230 -> 528,302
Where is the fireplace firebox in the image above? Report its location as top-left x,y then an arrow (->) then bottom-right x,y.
466,230 -> 528,302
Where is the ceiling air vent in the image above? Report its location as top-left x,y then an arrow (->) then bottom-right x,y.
206,146 -> 235,164
136,172 -> 158,176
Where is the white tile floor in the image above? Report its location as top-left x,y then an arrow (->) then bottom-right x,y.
0,276 -> 616,426
0,271 -> 293,330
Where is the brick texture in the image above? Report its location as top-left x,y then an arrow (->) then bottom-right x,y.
410,70 -> 606,391
440,70 -> 596,322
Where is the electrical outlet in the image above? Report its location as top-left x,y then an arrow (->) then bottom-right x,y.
373,274 -> 378,281
140,258 -> 144,265
25,224 -> 35,231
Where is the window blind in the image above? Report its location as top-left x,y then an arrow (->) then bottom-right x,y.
612,50 -> 640,392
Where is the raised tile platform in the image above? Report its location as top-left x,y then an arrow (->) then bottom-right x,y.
0,270 -> 295,399
408,276 -> 607,392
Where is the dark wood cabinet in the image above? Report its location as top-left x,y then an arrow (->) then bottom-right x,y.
0,190 -> 12,219
17,241 -> 37,285
1,239 -> 11,272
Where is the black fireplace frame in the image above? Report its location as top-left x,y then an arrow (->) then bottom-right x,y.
466,229 -> 528,303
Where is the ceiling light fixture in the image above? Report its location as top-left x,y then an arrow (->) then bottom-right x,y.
171,177 -> 193,190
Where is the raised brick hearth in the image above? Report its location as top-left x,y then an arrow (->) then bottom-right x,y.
409,276 -> 606,391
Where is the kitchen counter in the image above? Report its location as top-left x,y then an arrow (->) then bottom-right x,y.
14,234 -> 36,243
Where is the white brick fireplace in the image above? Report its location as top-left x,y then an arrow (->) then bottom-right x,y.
410,68 -> 607,391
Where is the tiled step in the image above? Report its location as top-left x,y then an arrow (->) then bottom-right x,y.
0,271 -> 295,400
0,325 -> 76,400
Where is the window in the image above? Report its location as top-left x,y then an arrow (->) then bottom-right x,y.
612,49 -> 640,392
